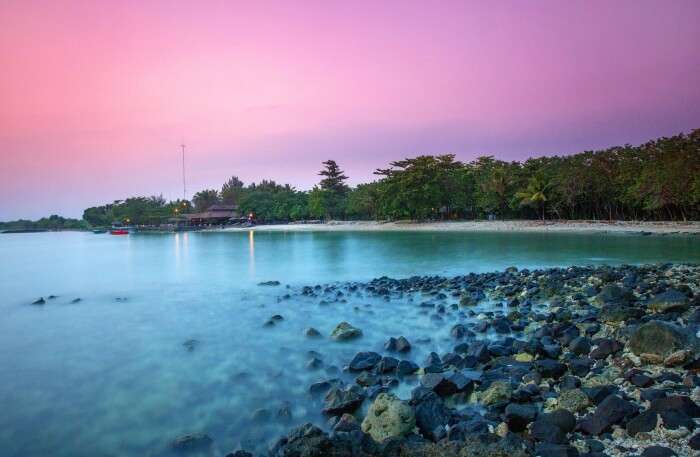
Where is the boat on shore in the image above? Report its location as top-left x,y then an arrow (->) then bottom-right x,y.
109,225 -> 135,235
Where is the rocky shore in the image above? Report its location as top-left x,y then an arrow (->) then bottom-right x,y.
212,263 -> 700,457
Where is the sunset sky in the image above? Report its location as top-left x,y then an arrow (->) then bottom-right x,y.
1,0 -> 699,219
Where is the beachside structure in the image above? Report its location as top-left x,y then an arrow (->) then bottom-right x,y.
184,204 -> 240,226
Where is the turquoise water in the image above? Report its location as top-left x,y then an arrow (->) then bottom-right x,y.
0,230 -> 699,456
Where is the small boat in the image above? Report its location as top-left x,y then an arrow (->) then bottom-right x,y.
92,229 -> 107,234
110,228 -> 129,235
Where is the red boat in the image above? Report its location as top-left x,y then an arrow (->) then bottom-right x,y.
110,229 -> 129,235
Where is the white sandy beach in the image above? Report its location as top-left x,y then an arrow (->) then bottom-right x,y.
217,220 -> 700,234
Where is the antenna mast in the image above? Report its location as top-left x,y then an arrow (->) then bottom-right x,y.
181,143 -> 187,201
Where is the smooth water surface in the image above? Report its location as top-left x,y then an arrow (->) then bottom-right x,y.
0,230 -> 698,456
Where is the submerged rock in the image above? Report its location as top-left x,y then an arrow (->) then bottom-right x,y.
182,339 -> 199,352
258,280 -> 281,286
304,327 -> 321,338
170,433 -> 213,452
385,336 -> 411,352
348,351 -> 381,371
330,321 -> 362,341
361,393 -> 415,442
323,385 -> 365,415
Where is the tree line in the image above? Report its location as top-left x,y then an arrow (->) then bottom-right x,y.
80,129 -> 699,226
0,215 -> 87,231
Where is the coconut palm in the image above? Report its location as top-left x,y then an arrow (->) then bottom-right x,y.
516,175 -> 549,221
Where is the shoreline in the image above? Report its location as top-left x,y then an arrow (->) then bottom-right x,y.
214,220 -> 700,235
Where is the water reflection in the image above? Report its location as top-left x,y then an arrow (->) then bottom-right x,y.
248,230 -> 255,277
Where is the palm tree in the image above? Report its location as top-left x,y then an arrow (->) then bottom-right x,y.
516,175 -> 549,221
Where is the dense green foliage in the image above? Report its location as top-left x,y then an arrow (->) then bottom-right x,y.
74,129 -> 699,226
0,215 -> 87,231
83,196 -> 191,226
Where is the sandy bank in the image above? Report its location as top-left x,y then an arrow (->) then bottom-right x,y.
215,220 -> 700,235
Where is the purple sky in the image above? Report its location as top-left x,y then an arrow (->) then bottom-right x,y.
1,0 -> 699,219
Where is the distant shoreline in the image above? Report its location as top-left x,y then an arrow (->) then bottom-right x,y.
214,220 -> 700,235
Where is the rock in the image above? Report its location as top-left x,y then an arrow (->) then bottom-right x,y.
421,371 -> 473,397
629,320 -> 697,359
330,322 -> 362,341
646,289 -> 689,313
640,446 -> 677,457
182,339 -> 199,351
480,381 -> 512,406
589,338 -> 623,359
348,352 -> 381,371
411,390 -> 455,441
596,284 -> 632,305
397,360 -> 419,376
578,394 -> 638,435
451,324 -> 471,339
626,410 -> 658,436
170,433 -> 213,452
649,395 -> 700,418
258,280 -> 281,286
32,297 -> 45,305
376,356 -> 399,373
514,352 -> 534,362
323,385 -> 365,415
307,357 -> 323,370
660,409 -> 695,430
664,349 -> 692,367
504,403 -> 537,432
568,337 -> 591,356
304,327 -> 321,338
689,433 -> 700,450
557,388 -> 590,413
534,443 -> 581,457
536,359 -> 567,379
361,393 -> 415,442
385,336 -> 411,352
226,451 -> 253,457
531,417 -> 567,444
251,408 -> 271,422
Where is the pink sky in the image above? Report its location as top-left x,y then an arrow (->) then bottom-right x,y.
1,0 -> 699,219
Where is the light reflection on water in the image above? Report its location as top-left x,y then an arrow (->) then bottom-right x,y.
0,230 -> 698,456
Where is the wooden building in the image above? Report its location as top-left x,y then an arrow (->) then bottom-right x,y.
185,204 -> 240,226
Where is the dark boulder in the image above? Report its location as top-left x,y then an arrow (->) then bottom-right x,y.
568,336 -> 591,356
348,352 -> 381,371
397,360 -> 419,376
323,385 -> 365,415
376,356 -> 399,374
640,446 -> 677,457
649,395 -> 700,418
578,394 -> 638,435
660,410 -> 695,430
589,339 -> 623,359
504,403 -> 538,432
410,389 -> 455,441
626,410 -> 658,436
629,321 -> 697,358
535,359 -> 567,379
385,336 -> 411,352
